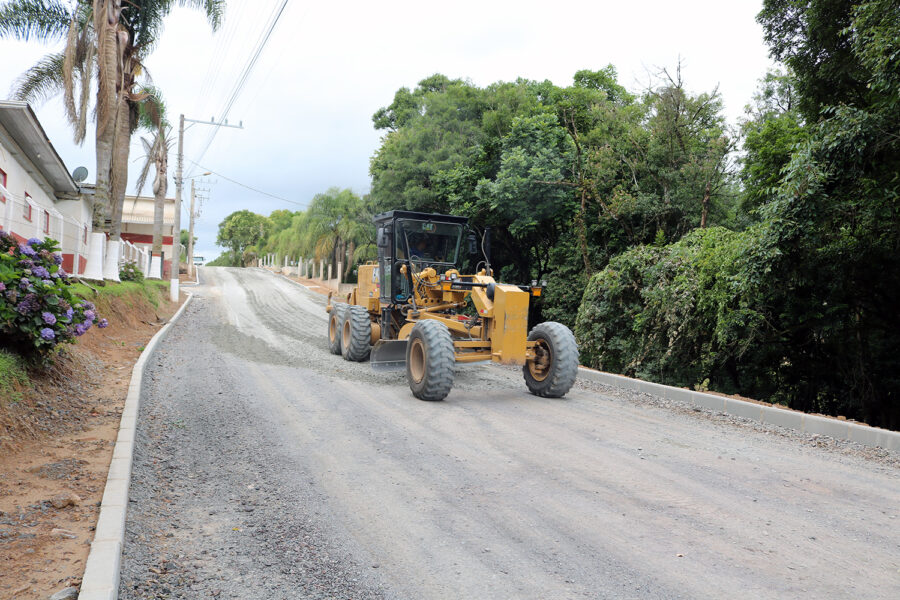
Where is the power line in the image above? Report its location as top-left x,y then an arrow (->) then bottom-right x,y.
189,0 -> 291,174
185,158 -> 306,207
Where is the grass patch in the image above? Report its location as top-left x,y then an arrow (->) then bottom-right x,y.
0,349 -> 30,404
70,279 -> 169,309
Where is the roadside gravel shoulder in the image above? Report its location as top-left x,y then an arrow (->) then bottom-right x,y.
118,295 -> 391,599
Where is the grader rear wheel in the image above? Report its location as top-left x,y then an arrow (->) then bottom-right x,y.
523,322 -> 578,398
327,303 -> 347,355
406,320 -> 455,401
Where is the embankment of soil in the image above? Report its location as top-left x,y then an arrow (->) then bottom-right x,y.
0,280 -> 178,600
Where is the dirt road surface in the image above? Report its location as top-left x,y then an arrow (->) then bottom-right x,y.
118,267 -> 900,599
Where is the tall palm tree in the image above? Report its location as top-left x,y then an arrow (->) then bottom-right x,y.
1,0 -> 224,271
0,0 -> 95,145
134,84 -> 169,277
99,0 -> 224,252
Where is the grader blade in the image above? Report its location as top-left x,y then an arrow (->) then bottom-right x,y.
370,339 -> 408,370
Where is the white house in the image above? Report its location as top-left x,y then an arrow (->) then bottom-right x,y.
0,101 -> 92,274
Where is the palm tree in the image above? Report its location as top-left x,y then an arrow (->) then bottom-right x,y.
133,84 -> 169,278
1,0 -> 224,276
99,0 -> 224,254
0,0 -> 95,144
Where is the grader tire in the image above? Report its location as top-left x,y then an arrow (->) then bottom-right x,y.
328,303 -> 347,355
523,321 -> 578,398
341,305 -> 371,362
406,320 -> 455,401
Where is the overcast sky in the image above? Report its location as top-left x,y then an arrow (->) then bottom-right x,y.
0,0 -> 775,261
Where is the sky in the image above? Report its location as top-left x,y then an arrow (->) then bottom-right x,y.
0,0 -> 775,261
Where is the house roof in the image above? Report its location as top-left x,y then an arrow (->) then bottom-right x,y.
0,101 -> 79,196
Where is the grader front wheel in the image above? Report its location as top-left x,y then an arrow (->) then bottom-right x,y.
524,322 -> 578,398
406,320 -> 455,401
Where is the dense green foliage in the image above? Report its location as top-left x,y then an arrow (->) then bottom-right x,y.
576,0 -> 900,428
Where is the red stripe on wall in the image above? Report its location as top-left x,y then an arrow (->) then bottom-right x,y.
121,233 -> 173,245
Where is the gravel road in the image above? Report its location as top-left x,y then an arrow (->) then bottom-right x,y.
119,267 -> 900,599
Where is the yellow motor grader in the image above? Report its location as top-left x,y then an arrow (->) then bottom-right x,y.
326,210 -> 578,401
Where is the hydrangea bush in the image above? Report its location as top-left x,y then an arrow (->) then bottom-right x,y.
119,260 -> 144,282
0,232 -> 106,359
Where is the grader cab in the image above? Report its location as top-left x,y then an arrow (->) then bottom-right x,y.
326,210 -> 578,401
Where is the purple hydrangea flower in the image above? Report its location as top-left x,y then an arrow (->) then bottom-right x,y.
74,323 -> 86,336
27,237 -> 41,246
16,294 -> 39,315
19,278 -> 30,289
98,318 -> 109,329
42,279 -> 53,286
0,230 -> 7,238
32,266 -> 50,278
42,311 -> 57,325
82,319 -> 92,331
53,253 -> 63,265
18,244 -> 37,257
0,282 -> 5,292
5,289 -> 18,302
84,309 -> 96,321
65,307 -> 74,320
39,327 -> 55,340
18,259 -> 34,269
82,301 -> 95,311
58,268 -> 68,277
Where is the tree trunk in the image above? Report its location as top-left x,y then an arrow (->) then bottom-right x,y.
92,0 -> 121,230
152,142 -> 167,255
346,240 -> 355,282
700,181 -> 711,228
577,187 -> 592,274
108,92 -> 131,241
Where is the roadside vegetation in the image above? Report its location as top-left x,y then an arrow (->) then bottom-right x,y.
214,0 -> 900,430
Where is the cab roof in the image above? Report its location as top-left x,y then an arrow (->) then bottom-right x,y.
373,210 -> 469,226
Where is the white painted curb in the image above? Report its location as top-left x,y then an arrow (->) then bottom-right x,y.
577,366 -> 900,452
78,291 -> 194,600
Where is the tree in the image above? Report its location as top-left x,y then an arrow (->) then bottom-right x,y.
134,84 -> 170,264
102,0 -> 224,246
1,0 -> 224,244
216,210 -> 270,266
1,0 -> 95,146
739,70 -> 807,216
180,229 -> 196,247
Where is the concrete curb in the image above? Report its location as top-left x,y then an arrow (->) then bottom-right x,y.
78,292 -> 195,600
577,367 -> 900,452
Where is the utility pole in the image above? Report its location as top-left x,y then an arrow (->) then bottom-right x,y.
188,180 -> 196,278
172,114 -> 184,302
173,114 -> 243,301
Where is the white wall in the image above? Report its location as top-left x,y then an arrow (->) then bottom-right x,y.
1,121 -> 92,273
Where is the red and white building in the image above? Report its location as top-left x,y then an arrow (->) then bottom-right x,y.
121,194 -> 178,278
0,101 -> 91,273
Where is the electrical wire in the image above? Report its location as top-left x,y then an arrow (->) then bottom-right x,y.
185,158 -> 305,207
188,0 -> 291,175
